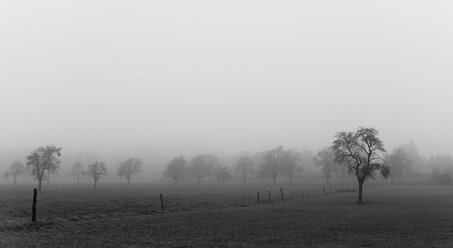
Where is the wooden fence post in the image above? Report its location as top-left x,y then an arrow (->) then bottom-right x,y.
32,188 -> 37,222
160,193 -> 165,211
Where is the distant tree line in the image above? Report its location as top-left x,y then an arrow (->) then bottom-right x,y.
5,127 -> 453,203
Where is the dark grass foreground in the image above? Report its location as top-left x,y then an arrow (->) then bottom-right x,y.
2,185 -> 453,247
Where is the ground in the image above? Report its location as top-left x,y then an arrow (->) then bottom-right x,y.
1,183 -> 453,247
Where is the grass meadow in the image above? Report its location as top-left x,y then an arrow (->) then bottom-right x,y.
1,183 -> 453,247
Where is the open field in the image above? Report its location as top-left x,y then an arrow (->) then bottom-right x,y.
1,183 -> 453,247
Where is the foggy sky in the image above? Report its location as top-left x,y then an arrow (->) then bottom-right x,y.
1,1 -> 453,158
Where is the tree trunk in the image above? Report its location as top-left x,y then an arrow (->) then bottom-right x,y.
13,175 -> 17,185
127,178 -> 130,185
358,179 -> 364,203
38,179 -> 42,191
93,180 -> 97,190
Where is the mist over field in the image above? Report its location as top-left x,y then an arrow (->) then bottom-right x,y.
3,1 -> 453,247
1,1 -> 453,185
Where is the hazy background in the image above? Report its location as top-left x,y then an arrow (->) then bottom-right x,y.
1,1 -> 452,182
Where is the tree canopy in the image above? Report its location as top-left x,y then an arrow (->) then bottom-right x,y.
332,127 -> 389,203
26,144 -> 62,191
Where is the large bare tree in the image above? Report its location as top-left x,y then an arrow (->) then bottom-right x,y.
26,144 -> 62,191
332,127 -> 389,203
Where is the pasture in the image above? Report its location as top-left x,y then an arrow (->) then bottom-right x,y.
1,183 -> 453,247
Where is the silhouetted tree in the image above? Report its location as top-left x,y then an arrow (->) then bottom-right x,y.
117,158 -> 143,184
3,161 -> 25,185
280,150 -> 302,184
313,147 -> 338,185
70,162 -> 84,184
164,155 -> 187,185
216,166 -> 233,184
259,146 -> 284,185
188,154 -> 218,184
84,162 -> 108,190
332,127 -> 389,203
387,147 -> 412,184
26,144 -> 62,191
234,156 -> 255,184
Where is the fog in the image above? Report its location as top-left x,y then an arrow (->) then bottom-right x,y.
1,1 -> 452,182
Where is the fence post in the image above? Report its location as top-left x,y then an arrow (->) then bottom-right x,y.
280,187 -> 284,201
257,192 -> 260,204
32,188 -> 37,222
160,193 -> 165,211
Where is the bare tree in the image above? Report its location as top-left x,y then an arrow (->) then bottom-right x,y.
332,127 -> 389,203
313,147 -> 338,185
84,162 -> 108,190
3,161 -> 26,185
117,158 -> 143,184
188,154 -> 218,184
234,156 -> 255,184
26,144 -> 62,191
216,166 -> 233,184
280,149 -> 302,184
70,162 -> 84,184
259,146 -> 284,185
164,155 -> 187,185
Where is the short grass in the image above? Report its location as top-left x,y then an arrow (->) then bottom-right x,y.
1,183 -> 453,247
